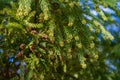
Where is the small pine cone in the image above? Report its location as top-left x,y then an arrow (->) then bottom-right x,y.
30,45 -> 36,52
41,34 -> 48,40
30,30 -> 39,34
16,52 -> 24,59
20,44 -> 26,50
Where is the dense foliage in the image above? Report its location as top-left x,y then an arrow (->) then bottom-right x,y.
0,0 -> 120,80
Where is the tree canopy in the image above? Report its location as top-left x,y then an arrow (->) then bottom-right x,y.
0,0 -> 120,80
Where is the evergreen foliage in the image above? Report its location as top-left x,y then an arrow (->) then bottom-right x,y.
0,0 -> 120,80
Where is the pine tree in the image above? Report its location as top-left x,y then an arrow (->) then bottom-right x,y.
0,0 -> 119,80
